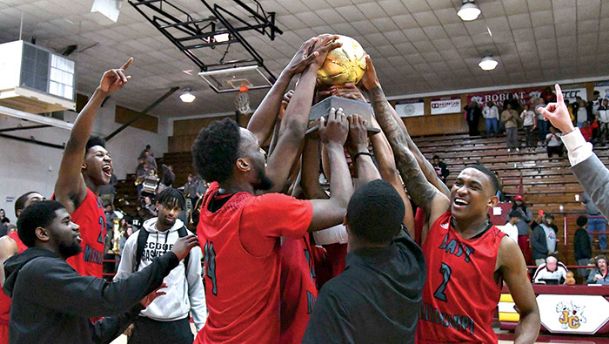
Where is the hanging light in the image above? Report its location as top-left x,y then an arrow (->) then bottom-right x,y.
457,0 -> 481,21
180,88 -> 196,103
478,56 -> 498,71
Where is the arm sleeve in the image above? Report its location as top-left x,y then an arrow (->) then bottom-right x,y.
186,246 -> 207,331
302,286 -> 353,344
22,253 -> 179,317
91,305 -> 144,344
561,128 -> 594,166
113,233 -> 138,281
570,154 -> 609,219
587,270 -> 598,284
242,193 -> 313,238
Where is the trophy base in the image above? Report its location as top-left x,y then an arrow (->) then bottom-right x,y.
307,96 -> 379,135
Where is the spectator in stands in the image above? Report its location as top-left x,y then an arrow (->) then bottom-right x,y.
161,164 -> 175,188
540,84 -> 609,224
464,100 -> 482,136
546,126 -> 564,159
431,155 -> 449,184
521,104 -> 536,150
580,121 -> 593,142
0,210 -> 9,236
598,98 -> 609,146
532,213 -> 557,266
99,173 -> 117,206
533,256 -> 568,284
535,98 -> 549,146
582,192 -> 607,250
482,101 -> 500,137
501,103 -> 520,152
500,211 -> 520,242
575,97 -> 589,128
512,195 -> 533,263
574,216 -> 592,279
587,255 -> 609,285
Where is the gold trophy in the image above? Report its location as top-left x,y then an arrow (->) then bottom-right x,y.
309,35 -> 377,134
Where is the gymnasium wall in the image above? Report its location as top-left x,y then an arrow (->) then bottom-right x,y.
0,98 -> 169,221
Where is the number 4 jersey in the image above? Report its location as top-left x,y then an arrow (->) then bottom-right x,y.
195,182 -> 313,344
416,211 -> 505,343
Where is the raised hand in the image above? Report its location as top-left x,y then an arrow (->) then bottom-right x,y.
347,114 -> 369,155
311,35 -> 342,68
140,283 -> 167,307
319,108 -> 348,145
538,84 -> 575,134
171,234 -> 198,261
334,83 -> 367,102
99,57 -> 133,95
359,55 -> 380,91
285,38 -> 319,76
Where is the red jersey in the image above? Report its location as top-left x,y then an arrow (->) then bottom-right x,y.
66,188 -> 106,277
195,182 -> 313,344
416,211 -> 506,343
280,236 -> 317,344
7,231 -> 26,254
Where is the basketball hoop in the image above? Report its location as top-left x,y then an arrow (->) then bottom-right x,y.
235,84 -> 252,115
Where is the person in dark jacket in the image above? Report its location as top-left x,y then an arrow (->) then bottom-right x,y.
574,216 -> 592,279
431,155 -> 450,184
3,200 -> 198,344
303,180 -> 425,344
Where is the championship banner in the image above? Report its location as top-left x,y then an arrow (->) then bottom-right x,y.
561,87 -> 587,103
395,100 -> 424,117
467,87 -> 543,106
431,98 -> 461,115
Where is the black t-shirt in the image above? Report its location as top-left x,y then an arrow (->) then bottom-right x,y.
302,230 -> 425,344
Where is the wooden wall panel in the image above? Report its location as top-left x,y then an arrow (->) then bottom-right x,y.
115,105 -> 158,133
173,115 -> 233,136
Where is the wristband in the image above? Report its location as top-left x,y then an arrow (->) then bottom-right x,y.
352,151 -> 372,162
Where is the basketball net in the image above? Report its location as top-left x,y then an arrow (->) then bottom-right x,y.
235,84 -> 252,115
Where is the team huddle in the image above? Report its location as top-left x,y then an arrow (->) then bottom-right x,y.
17,34 -> 609,344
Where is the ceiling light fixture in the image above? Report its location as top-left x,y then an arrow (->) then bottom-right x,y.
457,0 -> 481,21
180,88 -> 196,103
479,56 -> 498,71
214,33 -> 230,43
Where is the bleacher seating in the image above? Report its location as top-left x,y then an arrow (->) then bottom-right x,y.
413,132 -> 609,265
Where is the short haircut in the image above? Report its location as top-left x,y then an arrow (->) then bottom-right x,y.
17,200 -> 65,247
432,155 -> 440,160
192,118 -> 241,183
546,255 -> 558,263
86,136 -> 106,152
14,191 -> 39,215
508,210 -> 521,219
346,179 -> 405,244
577,215 -> 588,227
156,187 -> 186,210
545,213 -> 555,220
466,163 -> 500,195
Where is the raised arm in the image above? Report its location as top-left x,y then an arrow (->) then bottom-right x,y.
247,39 -> 317,144
498,237 -> 540,344
347,114 -> 381,185
359,58 -> 450,197
54,58 -> 133,213
540,84 -> 609,218
308,109 -> 354,231
264,36 -> 341,193
301,134 -> 329,200
361,56 -> 449,230
368,116 -> 415,234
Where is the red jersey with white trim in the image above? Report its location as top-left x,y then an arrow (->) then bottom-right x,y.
280,235 -> 318,344
66,188 -> 106,277
7,231 -> 27,255
416,211 -> 505,343
195,182 -> 313,344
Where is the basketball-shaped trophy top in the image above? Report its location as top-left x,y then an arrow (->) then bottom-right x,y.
316,35 -> 367,86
